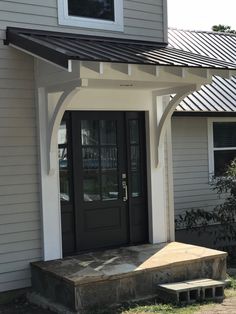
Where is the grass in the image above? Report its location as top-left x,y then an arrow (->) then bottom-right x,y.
115,274 -> 236,314
121,302 -> 203,314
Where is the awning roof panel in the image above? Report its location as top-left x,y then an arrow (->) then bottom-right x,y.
5,27 -> 236,71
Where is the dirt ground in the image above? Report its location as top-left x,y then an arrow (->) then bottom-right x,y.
196,296 -> 236,314
0,296 -> 53,314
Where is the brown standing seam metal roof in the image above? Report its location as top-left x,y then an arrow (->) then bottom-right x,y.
5,27 -> 236,71
168,29 -> 236,113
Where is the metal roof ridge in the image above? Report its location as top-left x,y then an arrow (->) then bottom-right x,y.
169,27 -> 236,37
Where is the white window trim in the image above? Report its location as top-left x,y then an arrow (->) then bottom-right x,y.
208,117 -> 236,177
58,0 -> 124,32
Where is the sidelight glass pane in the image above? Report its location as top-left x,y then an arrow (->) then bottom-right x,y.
60,170 -> 70,202
129,120 -> 139,144
130,145 -> 140,171
101,147 -> 117,170
81,120 -> 99,146
83,175 -> 100,202
214,150 -> 236,176
213,122 -> 236,148
58,121 -> 67,145
100,120 -> 117,145
68,0 -> 115,21
101,174 -> 118,200
59,147 -> 68,168
59,147 -> 70,202
131,172 -> 141,198
82,147 -> 99,170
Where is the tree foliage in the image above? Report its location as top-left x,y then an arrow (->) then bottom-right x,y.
212,24 -> 236,34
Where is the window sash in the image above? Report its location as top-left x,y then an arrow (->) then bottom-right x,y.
208,118 -> 236,177
58,0 -> 124,32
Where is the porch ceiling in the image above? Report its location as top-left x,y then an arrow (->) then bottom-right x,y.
5,27 -> 236,72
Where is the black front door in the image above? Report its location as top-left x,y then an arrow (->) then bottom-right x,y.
59,111 -> 148,255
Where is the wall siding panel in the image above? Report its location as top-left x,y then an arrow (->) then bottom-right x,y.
0,41 -> 41,292
0,0 -> 165,42
172,117 -> 224,222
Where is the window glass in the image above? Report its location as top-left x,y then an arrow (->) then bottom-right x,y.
68,0 -> 115,21
214,150 -> 236,176
213,122 -> 236,148
213,122 -> 236,176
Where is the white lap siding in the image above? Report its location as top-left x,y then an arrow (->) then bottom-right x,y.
0,41 -> 41,292
172,117 -> 224,225
0,0 -> 165,42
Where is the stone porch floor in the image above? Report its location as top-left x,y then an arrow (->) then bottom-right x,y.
31,242 -> 227,313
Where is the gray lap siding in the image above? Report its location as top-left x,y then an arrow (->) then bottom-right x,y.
0,42 -> 41,292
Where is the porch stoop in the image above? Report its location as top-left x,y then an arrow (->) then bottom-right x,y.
30,242 -> 227,313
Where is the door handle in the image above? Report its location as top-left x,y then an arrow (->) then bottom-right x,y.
122,180 -> 128,202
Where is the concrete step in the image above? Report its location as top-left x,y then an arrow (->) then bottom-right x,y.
157,278 -> 225,304
30,243 -> 227,312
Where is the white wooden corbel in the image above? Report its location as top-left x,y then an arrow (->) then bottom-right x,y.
47,83 -> 81,175
155,85 -> 199,167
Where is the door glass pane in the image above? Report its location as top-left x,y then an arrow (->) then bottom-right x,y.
129,120 -> 139,144
102,173 -> 118,200
82,147 -> 99,170
131,172 -> 141,198
81,120 -> 99,146
101,147 -> 117,170
83,174 -> 100,202
100,120 -> 117,145
68,0 -> 115,21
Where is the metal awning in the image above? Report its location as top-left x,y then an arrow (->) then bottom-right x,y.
5,27 -> 236,71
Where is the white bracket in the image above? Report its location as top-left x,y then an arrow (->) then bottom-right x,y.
155,85 -> 198,167
47,82 -> 81,175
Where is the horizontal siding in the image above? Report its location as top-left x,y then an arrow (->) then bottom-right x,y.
0,42 -> 41,292
0,0 -> 164,42
172,117 -> 224,221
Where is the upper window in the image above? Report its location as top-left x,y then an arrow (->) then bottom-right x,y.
208,119 -> 236,176
58,0 -> 124,31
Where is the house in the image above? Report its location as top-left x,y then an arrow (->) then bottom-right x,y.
168,28 -> 236,246
0,0 -> 235,305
